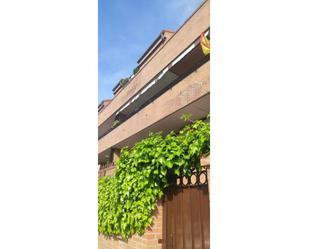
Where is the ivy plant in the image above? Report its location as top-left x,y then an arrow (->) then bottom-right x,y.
98,115 -> 210,239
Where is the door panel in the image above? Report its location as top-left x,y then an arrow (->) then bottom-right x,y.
163,170 -> 209,249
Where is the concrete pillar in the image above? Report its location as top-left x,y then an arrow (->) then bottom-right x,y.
111,148 -> 121,163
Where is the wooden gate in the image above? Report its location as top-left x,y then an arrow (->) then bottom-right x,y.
163,168 -> 210,249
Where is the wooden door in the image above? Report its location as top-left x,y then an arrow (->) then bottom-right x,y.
163,170 -> 210,249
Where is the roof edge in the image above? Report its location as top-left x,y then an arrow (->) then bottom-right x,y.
137,30 -> 174,64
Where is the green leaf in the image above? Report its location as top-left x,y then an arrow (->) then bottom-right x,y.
98,115 -> 210,239
174,168 -> 180,176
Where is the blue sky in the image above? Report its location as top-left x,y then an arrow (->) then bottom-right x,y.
98,0 -> 203,103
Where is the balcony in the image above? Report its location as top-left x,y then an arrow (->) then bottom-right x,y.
98,61 -> 210,162
99,32 -> 210,138
98,0 -> 210,129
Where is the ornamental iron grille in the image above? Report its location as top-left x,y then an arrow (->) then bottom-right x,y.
169,165 -> 208,188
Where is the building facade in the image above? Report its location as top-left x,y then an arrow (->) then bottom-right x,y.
98,1 -> 210,248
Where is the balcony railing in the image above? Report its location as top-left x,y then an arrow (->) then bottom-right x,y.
98,31 -> 210,140
99,162 -> 116,171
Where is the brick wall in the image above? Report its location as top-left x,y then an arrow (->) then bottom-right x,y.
98,201 -> 163,249
98,167 -> 115,178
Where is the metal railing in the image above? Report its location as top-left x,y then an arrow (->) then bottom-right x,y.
99,162 -> 116,171
98,54 -> 209,140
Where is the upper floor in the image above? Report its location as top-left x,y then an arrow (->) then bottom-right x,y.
98,0 -> 210,163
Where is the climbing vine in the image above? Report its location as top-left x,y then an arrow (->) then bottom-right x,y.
98,115 -> 210,239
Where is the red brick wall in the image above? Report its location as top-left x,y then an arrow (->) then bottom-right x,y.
98,201 -> 163,249
98,166 -> 115,178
